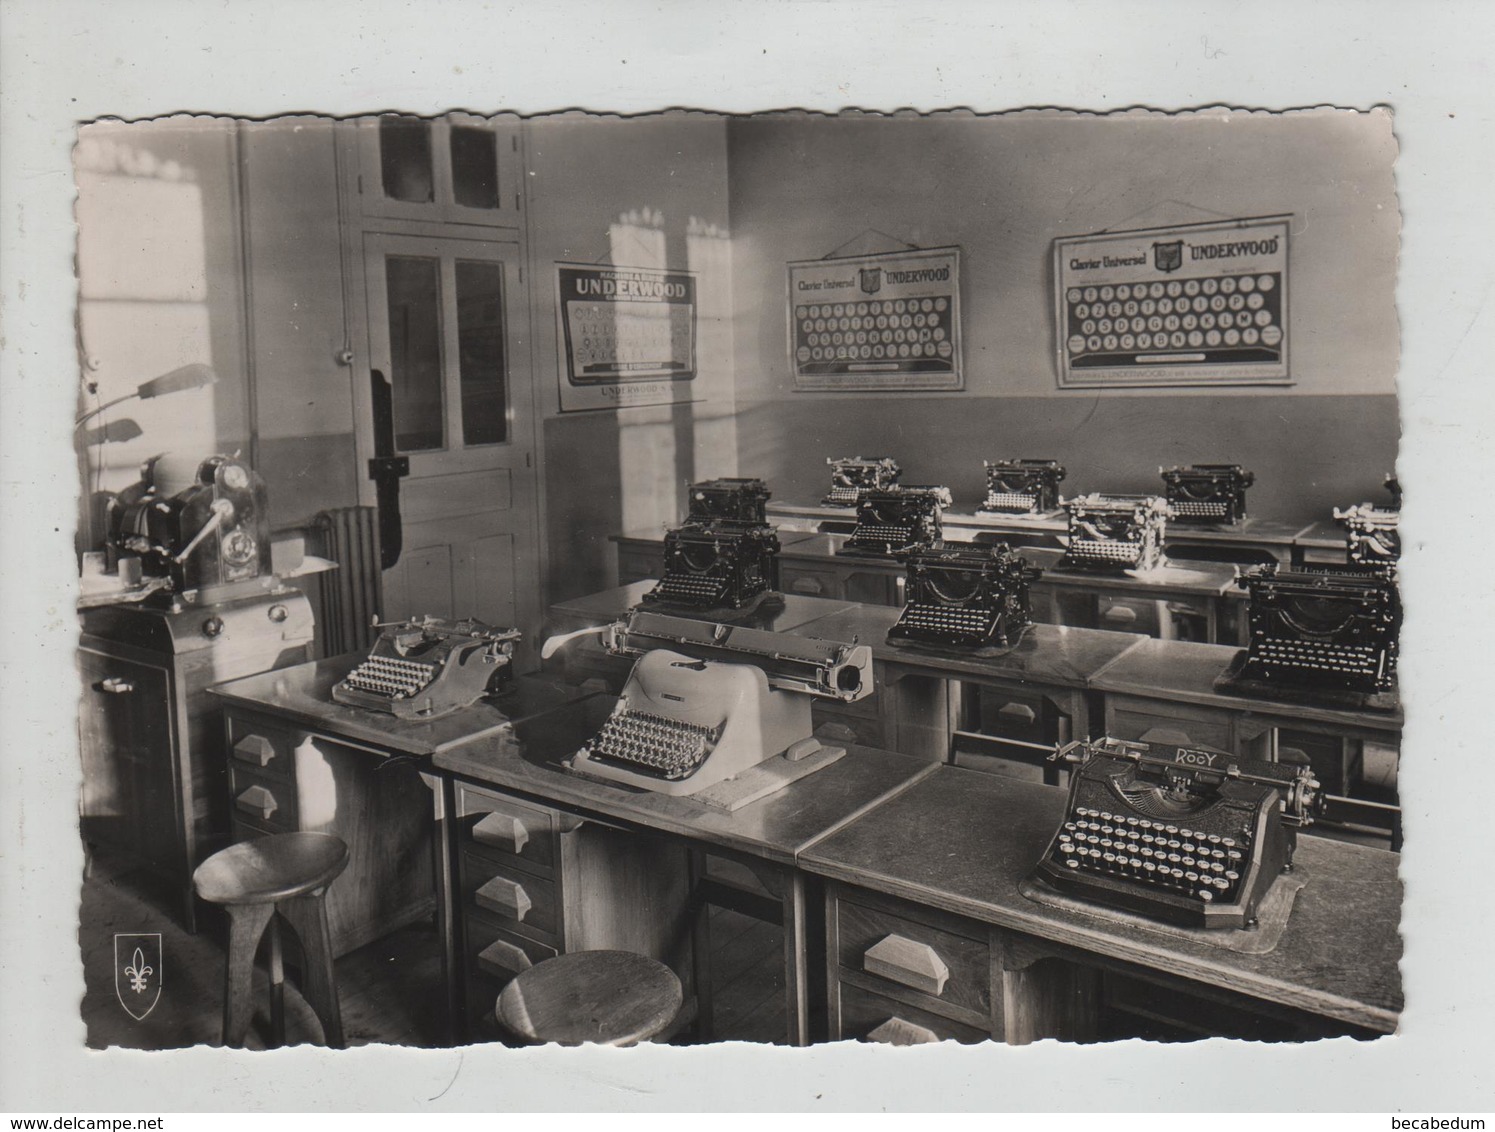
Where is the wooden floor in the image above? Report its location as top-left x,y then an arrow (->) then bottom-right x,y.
81,847 -> 786,1049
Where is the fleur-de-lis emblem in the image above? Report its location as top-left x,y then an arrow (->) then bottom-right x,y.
125,947 -> 153,994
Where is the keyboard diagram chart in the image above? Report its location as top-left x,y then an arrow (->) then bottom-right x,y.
788,247 -> 963,391
1054,217 -> 1290,388
556,264 -> 697,410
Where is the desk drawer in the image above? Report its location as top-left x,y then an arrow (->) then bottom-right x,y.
465,906 -> 559,982
812,701 -> 884,750
836,982 -> 990,1044
460,847 -> 559,941
778,563 -> 841,600
617,545 -> 666,585
833,893 -> 991,1023
227,762 -> 298,830
226,715 -> 296,780
1108,700 -> 1234,753
456,784 -> 557,876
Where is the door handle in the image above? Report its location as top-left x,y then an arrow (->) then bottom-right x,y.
367,368 -> 410,571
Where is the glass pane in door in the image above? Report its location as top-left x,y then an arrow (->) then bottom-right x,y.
455,259 -> 507,445
379,117 -> 434,203
385,255 -> 445,451
450,126 -> 500,210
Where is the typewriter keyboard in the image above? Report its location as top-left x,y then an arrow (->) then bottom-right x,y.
339,655 -> 437,700
1051,807 -> 1249,905
894,603 -> 998,643
651,574 -> 728,604
849,524 -> 915,549
984,492 -> 1038,512
1171,500 -> 1229,519
824,487 -> 862,506
1250,638 -> 1384,678
585,710 -> 719,781
1065,540 -> 1141,564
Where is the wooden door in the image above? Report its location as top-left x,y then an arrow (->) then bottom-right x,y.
359,231 -> 541,658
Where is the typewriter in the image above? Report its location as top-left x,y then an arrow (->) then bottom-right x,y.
1332,502 -> 1401,564
332,616 -> 522,720
106,454 -> 277,605
642,524 -> 781,610
1232,562 -> 1400,695
978,459 -> 1066,515
822,456 -> 902,507
888,543 -> 1042,651
1160,464 -> 1255,525
1058,493 -> 1171,573
839,485 -> 953,559
685,477 -> 773,528
549,610 -> 873,796
1033,737 -> 1321,930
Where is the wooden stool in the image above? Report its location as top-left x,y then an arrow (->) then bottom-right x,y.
192,832 -> 349,1048
495,951 -> 684,1046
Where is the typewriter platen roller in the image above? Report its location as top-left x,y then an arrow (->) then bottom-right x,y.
1033,737 -> 1321,930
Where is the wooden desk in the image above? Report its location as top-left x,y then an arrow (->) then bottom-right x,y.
801,766 -> 1402,1041
780,603 -> 1144,779
1090,637 -> 1404,847
1293,518 -> 1353,565
434,725 -> 937,1045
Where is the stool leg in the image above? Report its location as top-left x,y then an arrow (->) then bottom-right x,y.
222,903 -> 275,1048
267,916 -> 286,1049
279,888 -> 344,1048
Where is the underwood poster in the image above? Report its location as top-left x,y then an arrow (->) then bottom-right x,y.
787,247 -> 963,391
1054,215 -> 1291,388
555,263 -> 698,411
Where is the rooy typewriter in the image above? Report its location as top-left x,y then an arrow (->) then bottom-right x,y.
978,459 -> 1066,515
822,456 -> 902,507
1332,502 -> 1400,564
839,485 -> 953,559
1230,562 -> 1400,696
331,616 -> 521,720
888,543 -> 1042,652
1058,493 -> 1171,573
1160,464 -> 1255,525
642,477 -> 782,612
1032,737 -> 1321,930
544,610 -> 873,796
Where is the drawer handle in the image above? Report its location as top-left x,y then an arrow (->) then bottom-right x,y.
234,784 -> 279,822
99,677 -> 135,695
232,734 -> 276,767
996,702 -> 1037,726
475,876 -> 533,922
476,938 -> 534,981
789,576 -> 825,596
1101,604 -> 1138,624
867,1016 -> 940,1046
472,812 -> 530,855
863,933 -> 950,997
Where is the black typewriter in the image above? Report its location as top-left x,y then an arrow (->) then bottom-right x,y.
1233,562 -> 1400,694
838,485 -> 952,559
978,459 -> 1066,515
1058,493 -> 1171,573
1033,737 -> 1321,929
1160,464 -> 1254,524
1333,502 -> 1400,564
643,477 -> 781,611
822,456 -> 902,507
888,543 -> 1041,650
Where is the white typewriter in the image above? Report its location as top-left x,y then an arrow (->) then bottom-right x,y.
542,610 -> 873,796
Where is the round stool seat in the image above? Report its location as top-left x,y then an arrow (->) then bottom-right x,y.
496,951 -> 683,1046
193,832 -> 348,906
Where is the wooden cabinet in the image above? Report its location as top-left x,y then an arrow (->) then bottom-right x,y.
223,708 -> 438,957
451,780 -> 694,1038
78,591 -> 315,930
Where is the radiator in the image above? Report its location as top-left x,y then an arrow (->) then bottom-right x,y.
312,506 -> 385,656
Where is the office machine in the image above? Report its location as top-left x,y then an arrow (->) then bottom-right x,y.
839,485 -> 953,559
685,477 -> 773,529
332,616 -> 521,720
642,524 -> 782,611
1231,562 -> 1400,695
1333,502 -> 1401,564
822,456 -> 902,507
1034,737 -> 1321,929
888,543 -> 1042,651
105,455 -> 275,604
978,459 -> 1066,515
558,609 -> 872,796
1160,464 -> 1255,525
1058,493 -> 1171,573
